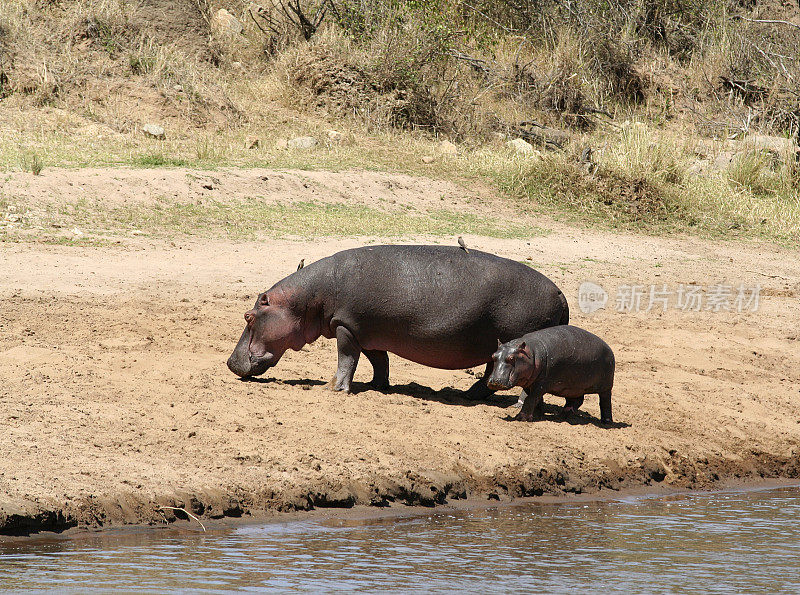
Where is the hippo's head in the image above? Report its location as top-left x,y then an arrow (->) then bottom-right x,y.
485,339 -> 534,391
227,290 -> 303,378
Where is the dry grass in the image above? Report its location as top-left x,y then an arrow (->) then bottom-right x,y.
0,0 -> 799,246
603,123 -> 686,185
1,97 -> 799,244
463,123 -> 800,242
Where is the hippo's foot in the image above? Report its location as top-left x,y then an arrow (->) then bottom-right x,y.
512,400 -> 524,409
369,380 -> 390,391
327,376 -> 353,394
364,350 -> 390,392
332,326 -> 359,394
464,378 -> 495,401
514,389 -> 544,420
465,362 -> 496,401
561,397 -> 584,419
599,391 -> 612,425
464,384 -> 494,401
513,410 -> 542,422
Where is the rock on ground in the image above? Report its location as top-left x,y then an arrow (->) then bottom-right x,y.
743,134 -> 800,163
288,136 -> 319,150
507,138 -> 535,154
438,140 -> 458,155
142,124 -> 166,140
327,130 -> 344,144
211,9 -> 243,38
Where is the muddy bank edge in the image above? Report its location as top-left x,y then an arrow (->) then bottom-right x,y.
2,449 -> 799,537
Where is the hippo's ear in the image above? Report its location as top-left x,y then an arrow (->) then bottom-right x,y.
497,339 -> 502,349
517,341 -> 526,352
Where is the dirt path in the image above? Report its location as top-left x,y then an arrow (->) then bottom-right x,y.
1,167 -> 799,535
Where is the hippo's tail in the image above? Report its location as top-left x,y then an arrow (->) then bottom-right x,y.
558,290 -> 569,325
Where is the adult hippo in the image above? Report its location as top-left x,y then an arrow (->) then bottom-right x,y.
227,245 -> 568,396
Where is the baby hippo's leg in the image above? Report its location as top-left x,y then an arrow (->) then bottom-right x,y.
562,396 -> 584,416
515,387 -> 544,422
599,390 -> 613,424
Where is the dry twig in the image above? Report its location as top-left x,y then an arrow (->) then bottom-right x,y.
250,0 -> 333,41
446,49 -> 493,76
158,506 -> 207,532
737,16 -> 800,31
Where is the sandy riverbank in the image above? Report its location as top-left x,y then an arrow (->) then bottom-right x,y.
1,168 -> 799,536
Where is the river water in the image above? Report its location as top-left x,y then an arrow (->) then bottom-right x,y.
1,484 -> 799,593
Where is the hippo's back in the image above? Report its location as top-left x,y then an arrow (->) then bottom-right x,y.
322,245 -> 568,368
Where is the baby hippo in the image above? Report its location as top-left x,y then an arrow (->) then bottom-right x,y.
486,325 -> 615,424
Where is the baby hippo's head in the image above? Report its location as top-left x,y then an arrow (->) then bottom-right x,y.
486,339 -> 534,391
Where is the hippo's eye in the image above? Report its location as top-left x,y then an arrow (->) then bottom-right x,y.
260,295 -> 269,305
506,356 -> 514,364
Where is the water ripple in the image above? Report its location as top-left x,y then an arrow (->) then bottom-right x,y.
2,485 -> 800,593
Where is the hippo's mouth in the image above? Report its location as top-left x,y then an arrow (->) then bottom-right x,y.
486,379 -> 512,391
247,353 -> 275,377
227,327 -> 277,377
226,353 -> 275,378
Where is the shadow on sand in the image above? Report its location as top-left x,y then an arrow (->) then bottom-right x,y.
237,377 -> 327,387
239,376 -> 629,428
501,402 -> 630,429
369,381 -> 519,408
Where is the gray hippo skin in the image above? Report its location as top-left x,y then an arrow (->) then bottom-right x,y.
486,325 -> 615,423
227,245 -> 569,395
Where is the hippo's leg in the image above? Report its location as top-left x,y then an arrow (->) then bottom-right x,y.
363,349 -> 390,390
599,390 -> 613,424
464,362 -> 496,401
513,389 -> 526,409
515,387 -> 544,422
562,396 -> 585,416
331,326 -> 361,393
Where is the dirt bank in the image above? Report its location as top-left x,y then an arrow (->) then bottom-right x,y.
1,167 -> 799,536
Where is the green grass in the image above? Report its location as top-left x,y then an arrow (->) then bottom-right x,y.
19,152 -> 44,175
0,200 -> 546,242
131,153 -> 190,168
108,201 -> 544,239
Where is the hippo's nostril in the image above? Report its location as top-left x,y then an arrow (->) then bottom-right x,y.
244,312 -> 254,323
